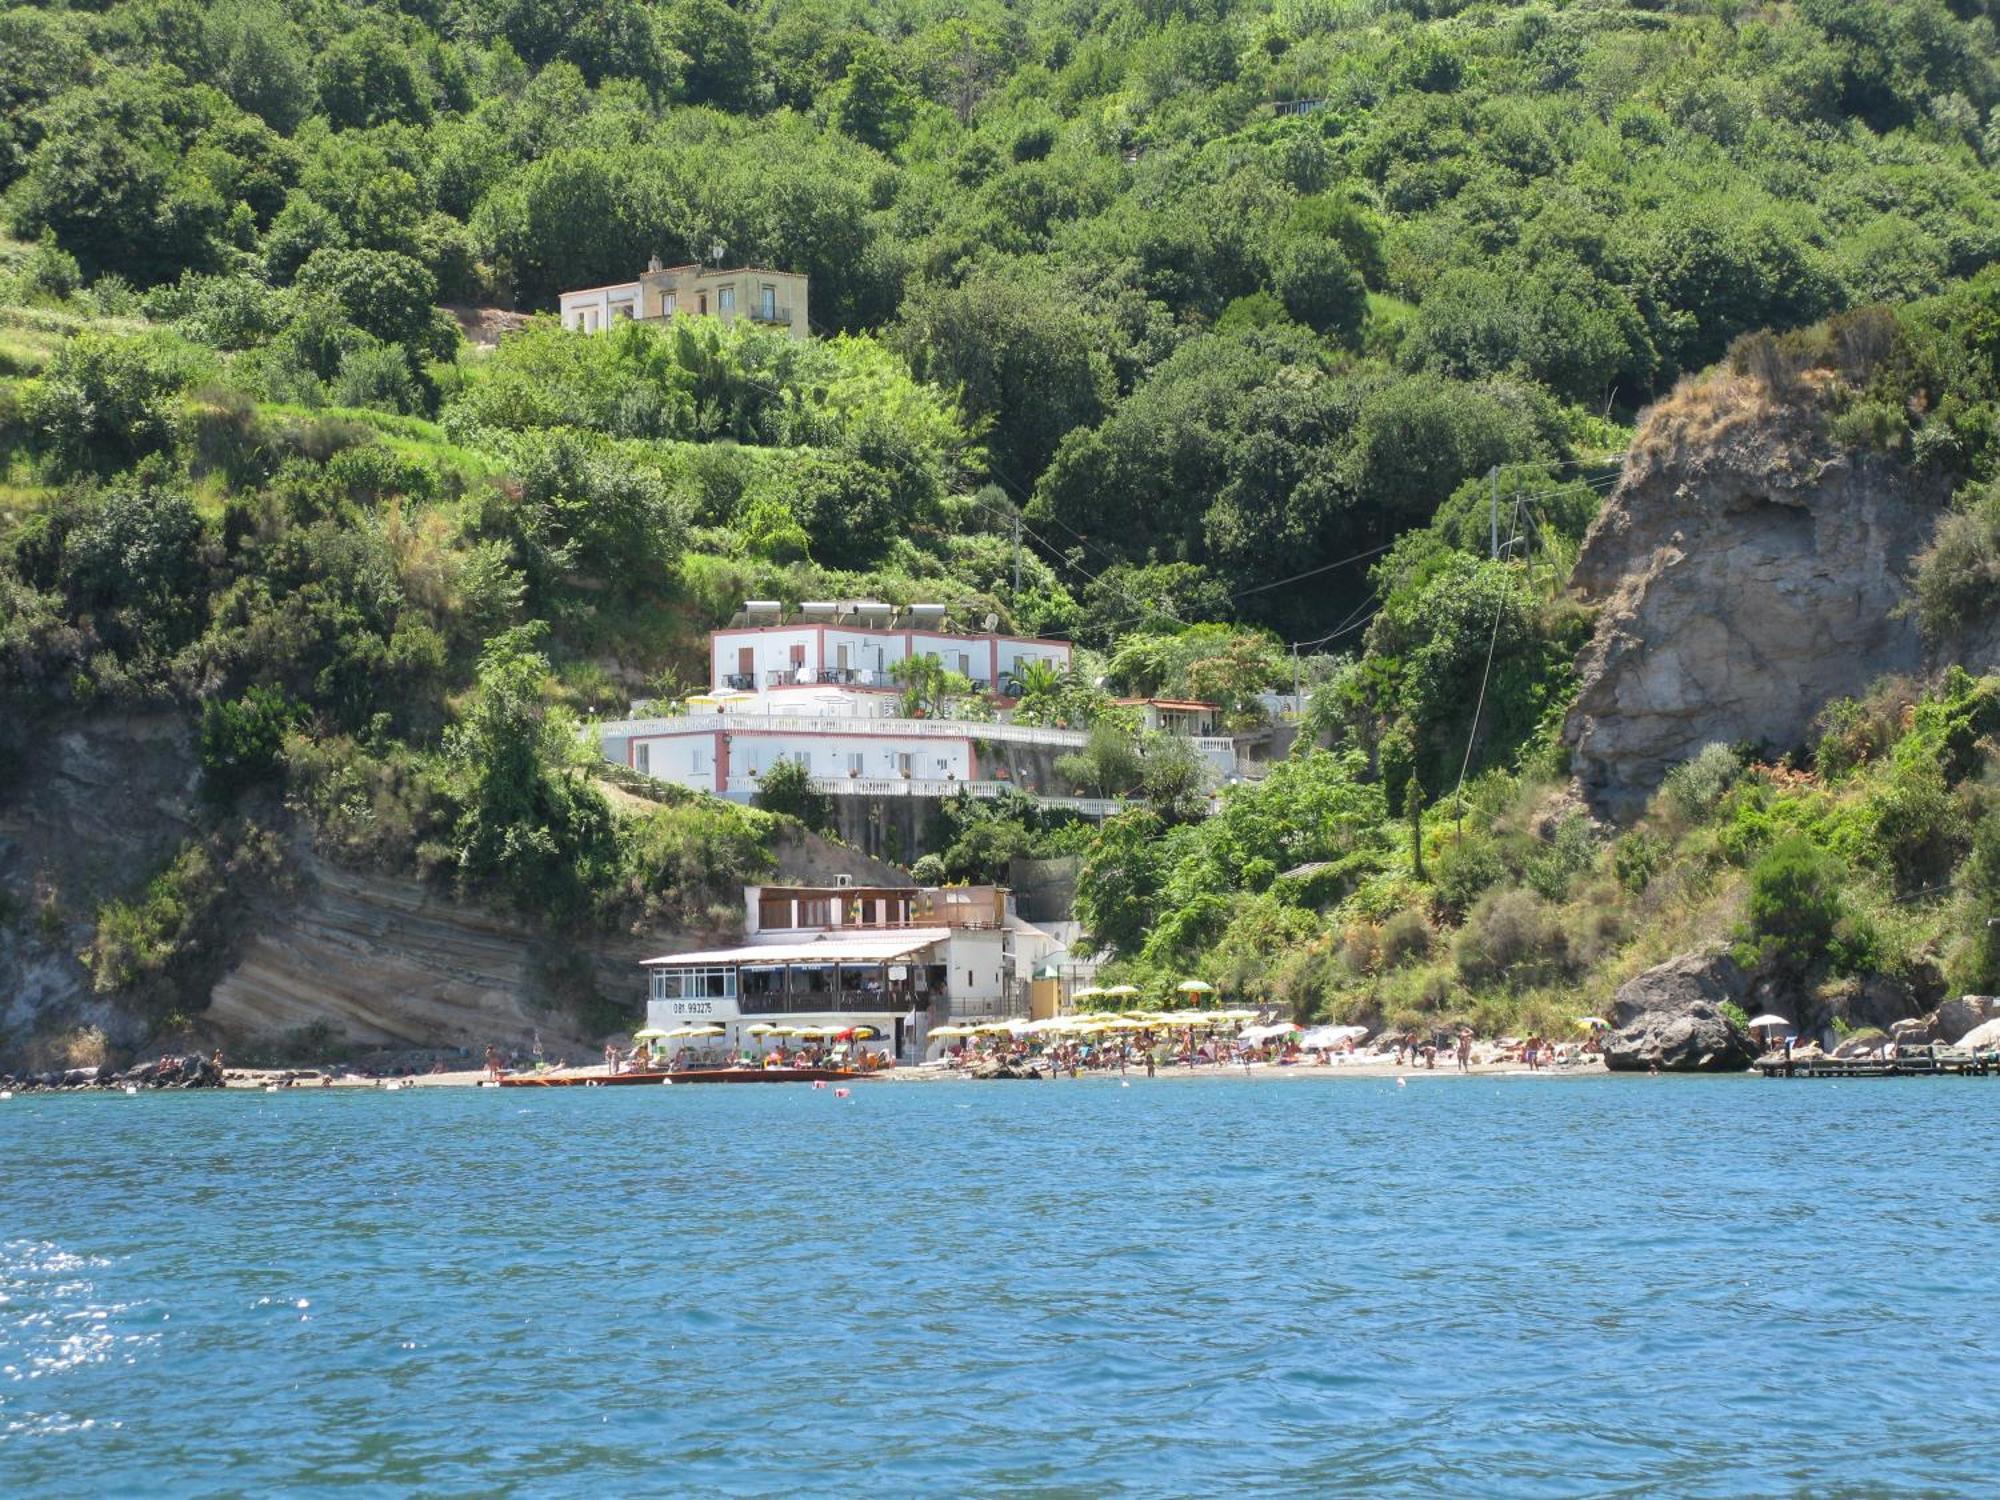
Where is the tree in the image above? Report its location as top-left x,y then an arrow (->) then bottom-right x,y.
897,265 -> 1114,487
1055,722 -> 1141,797
295,248 -> 440,353
200,0 -> 315,132
1140,733 -> 1210,825
446,625 -> 619,922
509,433 -> 686,599
1076,810 -> 1171,955
662,0 -> 760,111
889,654 -> 971,717
832,42 -> 913,153
1738,834 -> 1849,979
315,26 -> 432,129
5,75 -> 227,285
27,333 -> 200,475
200,686 -> 300,800
1273,238 -> 1367,344
1406,774 -> 1426,881
753,757 -> 832,832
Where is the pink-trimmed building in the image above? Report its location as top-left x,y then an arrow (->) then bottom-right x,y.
593,601 -> 1115,812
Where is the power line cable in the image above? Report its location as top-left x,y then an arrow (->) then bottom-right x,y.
1453,491 -> 1527,837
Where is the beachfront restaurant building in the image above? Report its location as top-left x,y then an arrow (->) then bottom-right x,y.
644,929 -> 951,1062
641,880 -> 1049,1060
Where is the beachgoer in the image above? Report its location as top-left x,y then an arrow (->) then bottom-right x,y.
484,1044 -> 502,1082
1456,1028 -> 1472,1073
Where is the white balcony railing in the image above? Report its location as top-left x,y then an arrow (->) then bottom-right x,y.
722,773 -> 1126,816
599,714 -> 1090,750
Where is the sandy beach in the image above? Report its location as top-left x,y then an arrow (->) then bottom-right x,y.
223,1055 -> 1609,1089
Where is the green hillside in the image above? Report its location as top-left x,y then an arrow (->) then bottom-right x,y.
6,0 -> 2000,1050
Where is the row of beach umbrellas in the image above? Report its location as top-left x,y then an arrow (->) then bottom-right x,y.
929,1008 -> 1264,1043
632,1023 -> 879,1043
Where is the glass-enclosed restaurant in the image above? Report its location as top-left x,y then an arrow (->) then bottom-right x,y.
643,930 -> 950,1054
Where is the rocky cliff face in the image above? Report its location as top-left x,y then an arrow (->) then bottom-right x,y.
1565,371 -> 1956,817
0,708 -> 906,1067
0,709 -> 201,1055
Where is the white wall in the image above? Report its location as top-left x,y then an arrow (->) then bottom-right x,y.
732,733 -> 970,782
559,284 -> 639,331
712,628 -> 819,688
943,929 -> 1008,1016
711,626 -> 1071,696
628,732 -> 717,791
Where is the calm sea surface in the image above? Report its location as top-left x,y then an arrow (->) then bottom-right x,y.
2,1073 -> 1995,1496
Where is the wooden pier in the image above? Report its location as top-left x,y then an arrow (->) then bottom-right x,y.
1756,1048 -> 1999,1079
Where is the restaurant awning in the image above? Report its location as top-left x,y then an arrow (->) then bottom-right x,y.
641,929 -> 952,967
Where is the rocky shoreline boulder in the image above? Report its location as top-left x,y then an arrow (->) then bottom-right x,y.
1604,950 -> 1757,1072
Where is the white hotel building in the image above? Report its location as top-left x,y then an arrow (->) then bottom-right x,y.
594,601 -> 1139,811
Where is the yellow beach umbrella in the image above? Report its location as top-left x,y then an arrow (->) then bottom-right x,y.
1104,984 -> 1141,998
689,1025 -> 726,1037
745,1022 -> 780,1036
928,1025 -> 971,1039
1177,979 -> 1215,995
633,1027 -> 670,1040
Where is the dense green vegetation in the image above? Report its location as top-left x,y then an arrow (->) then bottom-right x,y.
6,0 -> 2000,1044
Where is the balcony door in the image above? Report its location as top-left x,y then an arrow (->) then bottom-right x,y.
737,646 -> 754,681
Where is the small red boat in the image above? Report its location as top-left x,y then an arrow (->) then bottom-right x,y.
496,1066 -> 862,1087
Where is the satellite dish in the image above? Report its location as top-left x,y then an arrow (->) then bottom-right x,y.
982,613 -> 999,632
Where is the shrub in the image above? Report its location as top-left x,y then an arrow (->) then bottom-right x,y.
1737,833 -> 1858,978
10,233 -> 81,302
1453,888 -> 1573,989
751,758 -> 832,833
332,345 -> 419,413
1660,742 -> 1740,822
1379,908 -> 1433,968
1613,830 -> 1667,893
1814,689 -> 1904,779
200,686 -> 300,801
1433,834 -> 1503,915
1866,761 -> 1966,896
1524,810 -> 1595,902
1909,490 -> 2000,642
1950,808 -> 2000,994
24,333 -> 202,474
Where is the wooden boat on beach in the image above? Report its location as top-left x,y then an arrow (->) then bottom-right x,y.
497,1066 -> 862,1087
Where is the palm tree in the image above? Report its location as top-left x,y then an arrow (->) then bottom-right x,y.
1014,658 -> 1063,722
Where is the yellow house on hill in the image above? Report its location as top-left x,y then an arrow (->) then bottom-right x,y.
558,256 -> 809,339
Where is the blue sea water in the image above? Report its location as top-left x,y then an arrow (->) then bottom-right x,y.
1,1072 -> 1995,1496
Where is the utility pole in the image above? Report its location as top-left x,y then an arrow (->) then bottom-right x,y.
1011,513 -> 1022,598
1292,643 -> 1301,712
1489,465 -> 1499,560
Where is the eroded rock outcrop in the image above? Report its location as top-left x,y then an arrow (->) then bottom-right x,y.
1604,949 -> 1757,1072
1564,371 -> 1955,817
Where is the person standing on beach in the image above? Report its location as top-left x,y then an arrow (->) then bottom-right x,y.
1456,1028 -> 1472,1073
484,1043 -> 502,1082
